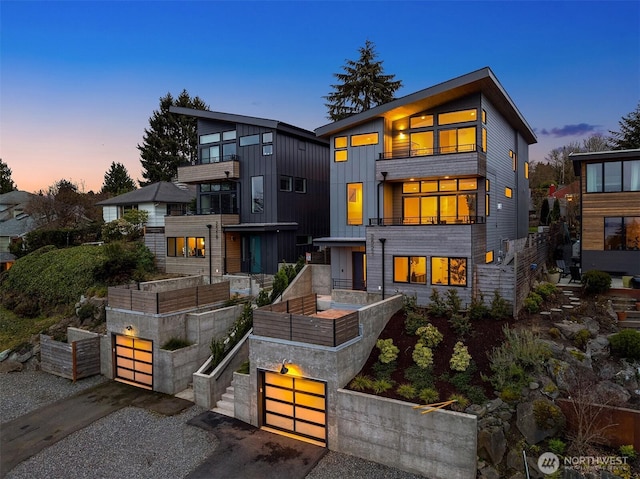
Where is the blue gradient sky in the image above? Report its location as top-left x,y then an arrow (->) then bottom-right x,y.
1,1 -> 638,193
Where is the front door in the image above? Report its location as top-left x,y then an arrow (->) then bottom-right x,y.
352,251 -> 366,290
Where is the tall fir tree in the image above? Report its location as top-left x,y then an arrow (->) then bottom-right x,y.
609,102 -> 640,150
138,90 -> 209,185
0,159 -> 17,193
101,161 -> 137,196
324,40 -> 402,122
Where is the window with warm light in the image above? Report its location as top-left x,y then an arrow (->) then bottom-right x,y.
439,127 -> 476,153
438,109 -> 477,125
400,178 -> 477,224
393,256 -> 427,284
486,251 -> 494,263
347,183 -> 363,225
482,109 -> 487,124
431,257 -> 467,286
410,131 -> 433,156
410,114 -> 434,128
486,194 -> 490,216
524,162 -> 529,179
335,136 -> 347,149
482,127 -> 487,152
505,187 -> 512,198
334,150 -> 348,162
351,132 -> 379,147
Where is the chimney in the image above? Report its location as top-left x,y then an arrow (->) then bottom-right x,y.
549,184 -> 556,197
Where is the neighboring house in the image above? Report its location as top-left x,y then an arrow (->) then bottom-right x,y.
0,190 -> 37,271
314,67 -> 537,305
571,149 -> 640,275
96,182 -> 195,271
166,107 -> 330,278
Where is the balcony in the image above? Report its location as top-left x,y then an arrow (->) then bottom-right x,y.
376,145 -> 486,179
177,156 -> 240,184
368,215 -> 485,226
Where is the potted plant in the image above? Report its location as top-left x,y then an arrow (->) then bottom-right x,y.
547,267 -> 561,284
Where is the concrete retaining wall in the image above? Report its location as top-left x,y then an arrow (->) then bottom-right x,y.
233,371 -> 251,423
336,389 -> 477,479
138,275 -> 203,292
155,343 -> 200,394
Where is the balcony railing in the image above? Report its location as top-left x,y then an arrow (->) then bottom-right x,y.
332,278 -> 367,290
369,215 -> 485,226
379,144 -> 477,160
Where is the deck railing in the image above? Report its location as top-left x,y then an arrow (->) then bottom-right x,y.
369,215 -> 485,226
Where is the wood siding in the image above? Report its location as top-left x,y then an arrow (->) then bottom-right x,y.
177,160 -> 240,183
40,334 -> 101,381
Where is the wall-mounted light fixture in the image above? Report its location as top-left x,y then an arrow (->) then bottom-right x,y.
280,359 -> 289,375
125,325 -> 133,334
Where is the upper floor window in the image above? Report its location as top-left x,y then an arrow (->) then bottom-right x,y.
586,159 -> 640,193
263,144 -> 273,156
200,133 -> 220,144
485,251 -> 494,263
525,162 -> 529,179
222,130 -> 236,141
438,109 -> 477,125
347,183 -> 363,225
251,176 -> 264,213
294,177 -> 307,193
505,187 -> 513,198
482,109 -> 487,124
335,150 -> 348,162
263,132 -> 273,143
239,134 -> 259,146
482,128 -> 487,153
280,175 -> 292,192
335,136 -> 347,148
351,132 -> 379,147
439,127 -> 476,153
410,114 -> 434,128
410,131 -> 433,156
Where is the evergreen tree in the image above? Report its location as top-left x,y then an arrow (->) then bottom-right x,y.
609,102 -> 640,150
101,162 -> 137,196
540,198 -> 550,226
324,40 -> 402,122
138,90 -> 209,185
0,159 -> 16,193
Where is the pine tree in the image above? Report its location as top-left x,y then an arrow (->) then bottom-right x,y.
609,102 -> 640,150
138,90 -> 209,185
0,159 -> 16,193
101,162 -> 137,196
324,40 -> 402,122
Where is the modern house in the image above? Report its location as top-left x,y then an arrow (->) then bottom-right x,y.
96,181 -> 195,271
571,148 -> 640,275
166,108 -> 329,279
314,67 -> 537,306
0,190 -> 37,271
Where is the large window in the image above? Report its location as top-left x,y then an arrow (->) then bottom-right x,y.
199,182 -> 238,214
605,217 -> 640,250
587,159 -> 640,193
401,178 -> 478,224
239,134 -> 259,146
347,183 -> 363,225
438,109 -> 477,125
431,257 -> 467,286
410,131 -> 433,156
351,132 -> 379,147
393,256 -> 427,284
167,237 -> 205,257
251,176 -> 264,213
200,130 -> 237,163
439,127 -> 476,153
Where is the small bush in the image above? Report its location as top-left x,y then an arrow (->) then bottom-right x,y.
412,343 -> 434,369
445,289 -> 462,317
619,444 -> 637,460
535,282 -> 558,300
161,338 -> 192,350
376,338 -> 399,364
403,293 -> 419,313
548,438 -> 566,455
371,378 -> 394,394
448,393 -> 469,411
405,310 -> 428,335
396,383 -> 417,400
499,385 -> 522,403
416,324 -> 443,348
490,290 -> 511,320
524,292 -> 544,313
581,270 -> 611,295
548,327 -> 561,339
449,313 -> 472,337
572,329 -> 592,350
466,386 -> 487,405
467,293 -> 489,320
372,360 -> 396,380
76,302 -> 97,321
404,365 -> 434,391
418,387 -> 440,404
350,374 -> 374,391
533,399 -> 565,430
609,329 -> 640,360
426,288 -> 447,317
450,341 -> 472,372
255,289 -> 271,307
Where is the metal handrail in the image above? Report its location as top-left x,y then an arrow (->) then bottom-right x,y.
369,215 -> 485,226
378,144 -> 477,160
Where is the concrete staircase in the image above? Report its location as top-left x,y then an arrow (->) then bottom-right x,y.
212,385 -> 235,417
611,296 -> 640,330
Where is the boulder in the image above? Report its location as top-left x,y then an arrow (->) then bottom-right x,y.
477,425 -> 507,465
594,380 -> 631,406
466,404 -> 487,417
0,360 -> 23,373
478,465 -> 500,479
554,320 -> 586,339
506,448 -> 524,471
546,358 -> 575,392
563,346 -> 593,369
0,349 -> 10,362
580,316 -> 600,336
516,401 -> 563,444
486,398 -> 504,413
586,336 -> 610,361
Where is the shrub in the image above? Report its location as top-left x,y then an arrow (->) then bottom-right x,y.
448,393 -> 469,411
450,341 -> 472,372
412,343 -> 434,369
236,361 -> 250,374
619,444 -> 637,460
548,437 -> 567,455
255,289 -> 271,307
609,329 -> 640,360
581,270 -> 611,295
372,360 -> 396,380
467,293 -> 489,320
490,290 -> 511,320
416,324 -> 443,348
418,387 -> 440,404
76,302 -> 97,321
466,386 -> 487,405
535,282 -> 558,300
405,310 -> 428,335
376,338 -> 399,364
371,378 -> 394,394
426,288 -> 447,317
396,383 -> 417,400
499,385 -> 522,403
548,327 -> 561,339
449,313 -> 472,337
404,365 -> 434,391
350,375 -> 374,391
445,289 -> 462,317
572,329 -> 592,350
403,293 -> 419,313
524,292 -> 543,313
161,338 -> 192,350
533,399 -> 565,430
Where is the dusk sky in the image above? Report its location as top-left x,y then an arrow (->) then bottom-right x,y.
1,1 -> 638,194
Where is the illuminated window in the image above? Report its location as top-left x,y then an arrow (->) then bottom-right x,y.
200,133 -> 220,144
486,194 -> 490,216
186,237 -> 206,257
482,109 -> 487,124
351,132 -> 379,147
482,128 -> 487,152
439,127 -> 476,153
438,109 -> 477,125
459,179 -> 477,190
605,217 -> 640,250
485,251 -> 494,263
394,256 -> 427,284
403,182 -> 420,194
524,162 -> 529,179
401,179 -> 477,224
486,179 -> 490,191
410,114 -> 434,128
347,183 -> 363,225
334,150 -> 348,162
510,150 -> 517,171
505,187 -> 512,198
431,257 -> 467,286
335,136 -> 347,149
421,181 -> 438,192
410,131 -> 434,156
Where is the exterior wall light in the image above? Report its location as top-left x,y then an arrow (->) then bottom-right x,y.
280,359 -> 289,375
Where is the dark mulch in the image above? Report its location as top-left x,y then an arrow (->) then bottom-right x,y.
350,308 -> 511,403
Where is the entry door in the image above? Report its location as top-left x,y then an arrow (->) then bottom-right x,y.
352,251 -> 366,290
113,334 -> 153,390
262,371 -> 326,445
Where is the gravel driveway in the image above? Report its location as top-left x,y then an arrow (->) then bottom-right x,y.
0,370 -> 426,479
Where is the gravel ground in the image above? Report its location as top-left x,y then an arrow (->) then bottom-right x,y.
0,370 -> 426,479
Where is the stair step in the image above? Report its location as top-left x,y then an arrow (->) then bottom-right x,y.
620,320 -> 640,330
213,400 -> 235,417
222,391 -> 235,402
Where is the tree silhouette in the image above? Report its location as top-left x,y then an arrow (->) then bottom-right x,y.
609,102 -> 640,150
101,162 -> 136,196
0,159 -> 16,193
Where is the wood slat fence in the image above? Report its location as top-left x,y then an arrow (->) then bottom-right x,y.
40,334 -> 101,381
253,294 -> 359,346
108,282 -> 230,313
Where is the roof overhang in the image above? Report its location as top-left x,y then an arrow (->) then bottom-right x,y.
313,237 -> 366,247
222,222 -> 298,233
315,67 -> 537,145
